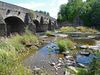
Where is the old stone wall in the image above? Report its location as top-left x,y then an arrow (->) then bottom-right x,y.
0,1 -> 57,36
0,14 -> 7,36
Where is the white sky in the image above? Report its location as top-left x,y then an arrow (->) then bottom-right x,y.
17,0 -> 68,18
0,0 -> 86,18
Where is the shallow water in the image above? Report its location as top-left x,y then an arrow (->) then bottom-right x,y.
76,53 -> 95,64
23,33 -> 99,75
23,42 -> 65,75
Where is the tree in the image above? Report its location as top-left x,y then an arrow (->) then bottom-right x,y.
79,0 -> 100,29
57,13 -> 63,22
79,0 -> 96,27
35,10 -> 50,16
57,0 -> 100,30
90,0 -> 100,29
57,0 -> 83,22
57,4 -> 67,22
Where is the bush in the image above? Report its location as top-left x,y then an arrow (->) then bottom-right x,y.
6,30 -> 39,53
88,59 -> 100,75
76,68 -> 88,75
66,67 -> 88,75
56,39 -> 75,53
60,26 -> 76,33
0,41 -> 33,75
7,34 -> 25,53
0,30 -> 39,75
60,26 -> 98,33
0,48 -> 18,75
76,26 -> 98,33
21,31 -> 39,46
45,31 -> 53,36
12,64 -> 31,75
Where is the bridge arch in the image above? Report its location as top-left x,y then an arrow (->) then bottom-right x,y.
33,20 -> 40,32
4,16 -> 25,36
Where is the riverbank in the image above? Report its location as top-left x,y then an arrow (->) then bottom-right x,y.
23,29 -> 100,75
0,26 -> 100,75
0,30 -> 41,75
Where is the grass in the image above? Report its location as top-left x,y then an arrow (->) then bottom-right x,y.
95,52 -> 100,57
56,39 -> 75,53
45,31 -> 54,36
0,48 -> 17,75
0,47 -> 31,75
76,68 -> 88,75
87,58 -> 100,75
67,67 -> 88,75
76,26 -> 97,33
7,30 -> 39,54
73,39 -> 96,45
60,26 -> 76,33
0,29 -> 40,75
60,26 -> 98,33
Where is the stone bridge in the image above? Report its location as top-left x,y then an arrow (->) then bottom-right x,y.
0,1 -> 57,36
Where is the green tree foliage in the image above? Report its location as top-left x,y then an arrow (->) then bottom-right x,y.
57,0 -> 100,30
35,10 -> 50,16
80,0 -> 96,27
90,0 -> 100,29
57,0 -> 83,22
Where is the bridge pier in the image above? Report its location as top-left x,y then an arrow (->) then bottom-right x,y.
0,15 -> 7,36
27,22 -> 36,33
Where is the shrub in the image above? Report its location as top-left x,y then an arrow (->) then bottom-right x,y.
88,59 -> 100,75
67,67 -> 88,75
60,26 -> 98,33
0,29 -> 39,75
76,26 -> 98,33
60,26 -> 76,33
7,34 -> 25,53
45,31 -> 53,36
21,31 -> 39,46
0,48 -> 17,75
21,27 -> 39,45
56,39 -> 75,53
6,30 -> 39,53
76,68 -> 88,75
12,64 -> 31,75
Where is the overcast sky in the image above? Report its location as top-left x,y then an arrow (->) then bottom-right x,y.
0,0 -> 69,18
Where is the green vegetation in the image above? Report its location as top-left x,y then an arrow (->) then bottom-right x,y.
76,26 -> 97,33
60,26 -> 76,32
66,59 -> 100,75
35,10 -> 50,16
95,52 -> 100,57
67,67 -> 88,75
29,10 -> 35,19
57,0 -> 83,22
76,68 -> 88,75
7,30 -> 39,54
88,59 -> 100,75
57,0 -> 100,30
60,26 -> 98,33
0,30 -> 40,75
0,42 -> 31,75
56,39 -> 75,53
74,39 -> 96,45
45,31 -> 54,36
